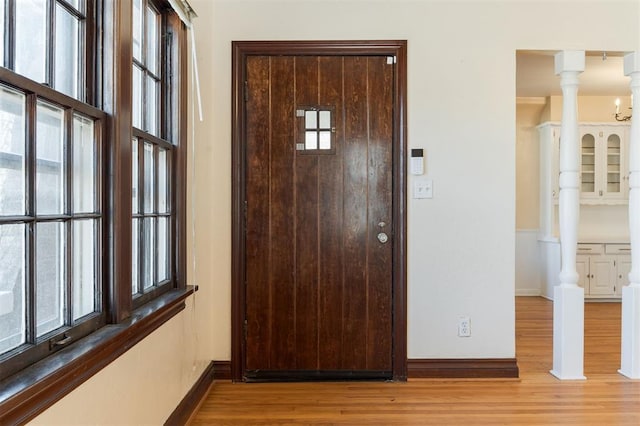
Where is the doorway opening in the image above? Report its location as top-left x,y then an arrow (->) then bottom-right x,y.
515,50 -> 628,375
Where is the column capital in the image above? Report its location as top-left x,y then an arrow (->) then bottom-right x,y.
624,52 -> 640,76
554,50 -> 585,75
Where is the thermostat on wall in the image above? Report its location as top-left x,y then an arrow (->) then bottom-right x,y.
411,148 -> 424,175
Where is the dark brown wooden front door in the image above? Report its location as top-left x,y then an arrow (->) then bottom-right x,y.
233,41 -> 408,382
243,54 -> 394,380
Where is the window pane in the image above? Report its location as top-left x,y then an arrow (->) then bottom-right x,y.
0,224 -> 26,355
305,111 -> 316,129
146,5 -> 159,75
132,218 -> 139,295
158,149 -> 167,213
37,102 -> 65,215
143,217 -> 155,289
132,0 -> 143,61
146,76 -> 158,136
319,110 -> 331,129
133,66 -> 143,129
143,142 -> 154,213
54,5 -> 80,99
132,138 -> 139,213
157,217 -> 168,282
73,115 -> 95,213
72,219 -> 95,320
305,131 -> 317,150
319,131 -> 331,150
15,0 -> 47,83
0,86 -> 26,216
36,222 -> 65,337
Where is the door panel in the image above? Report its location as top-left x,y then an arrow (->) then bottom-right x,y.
244,55 -> 393,378
316,56 -> 345,370
268,56 -> 297,369
591,256 -> 616,296
342,56 -> 370,370
366,57 -> 394,370
245,56 -> 272,369
294,56 -> 320,370
576,256 -> 588,290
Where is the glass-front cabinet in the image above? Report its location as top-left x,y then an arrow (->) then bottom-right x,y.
606,133 -> 622,194
580,132 -> 596,195
579,125 -> 628,203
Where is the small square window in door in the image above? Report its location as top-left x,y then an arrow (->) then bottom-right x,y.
296,106 -> 336,154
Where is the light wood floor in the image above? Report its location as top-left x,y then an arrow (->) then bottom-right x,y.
191,297 -> 640,425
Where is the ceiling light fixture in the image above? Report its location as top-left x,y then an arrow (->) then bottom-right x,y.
615,98 -> 632,121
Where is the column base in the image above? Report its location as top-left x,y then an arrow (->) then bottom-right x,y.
550,285 -> 586,380
619,285 -> 640,379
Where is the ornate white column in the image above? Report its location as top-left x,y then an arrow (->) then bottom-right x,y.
620,52 -> 640,379
551,50 -> 586,380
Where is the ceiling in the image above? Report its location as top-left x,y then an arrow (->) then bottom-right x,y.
516,51 -> 630,97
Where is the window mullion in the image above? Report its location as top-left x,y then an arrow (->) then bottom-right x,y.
137,138 -> 144,294
78,6 -> 87,102
25,93 -> 37,344
65,219 -> 72,324
5,0 -> 15,69
95,116 -> 103,313
162,23 -> 171,142
91,0 -> 101,108
46,0 -> 55,87
168,148 -> 173,282
141,0 -> 147,133
153,143 -> 159,287
64,108 -> 73,324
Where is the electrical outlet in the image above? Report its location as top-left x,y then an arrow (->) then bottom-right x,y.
458,316 -> 471,337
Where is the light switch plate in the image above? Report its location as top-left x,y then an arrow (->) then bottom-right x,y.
413,179 -> 433,199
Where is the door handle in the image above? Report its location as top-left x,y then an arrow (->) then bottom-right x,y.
377,232 -> 389,244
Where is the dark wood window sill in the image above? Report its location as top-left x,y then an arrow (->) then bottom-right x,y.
0,286 -> 196,425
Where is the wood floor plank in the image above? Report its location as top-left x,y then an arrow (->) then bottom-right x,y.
190,297 -> 640,425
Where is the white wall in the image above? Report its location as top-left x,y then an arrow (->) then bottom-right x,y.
196,0 -> 636,360
516,230 -> 541,296
31,0 -> 640,424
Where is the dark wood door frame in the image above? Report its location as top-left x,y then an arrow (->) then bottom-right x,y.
231,40 -> 408,382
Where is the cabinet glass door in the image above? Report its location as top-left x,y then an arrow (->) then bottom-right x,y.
606,132 -> 622,196
581,133 -> 596,196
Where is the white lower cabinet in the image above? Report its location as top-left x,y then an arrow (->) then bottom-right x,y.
577,243 -> 630,298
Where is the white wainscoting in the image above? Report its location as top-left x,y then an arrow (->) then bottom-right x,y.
516,229 -> 542,296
